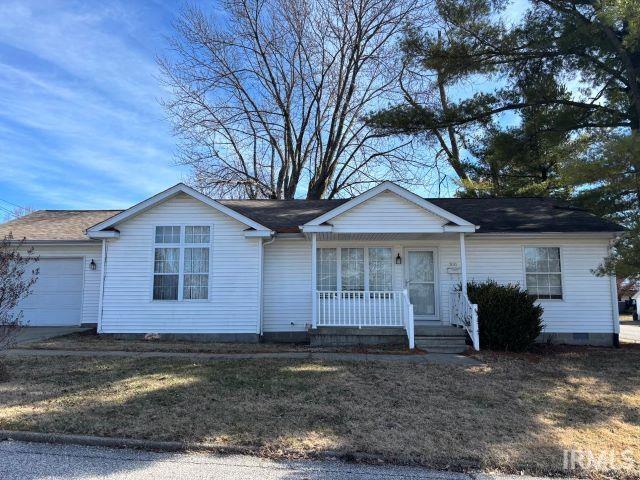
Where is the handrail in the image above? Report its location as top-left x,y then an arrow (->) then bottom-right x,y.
451,290 -> 480,350
314,289 -> 415,349
402,289 -> 415,349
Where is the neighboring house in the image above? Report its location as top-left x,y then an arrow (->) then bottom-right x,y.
0,182 -> 624,349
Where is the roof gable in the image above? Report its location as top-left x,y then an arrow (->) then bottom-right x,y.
303,182 -> 475,230
87,184 -> 272,236
329,190 -> 450,232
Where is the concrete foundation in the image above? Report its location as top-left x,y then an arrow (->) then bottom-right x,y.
261,331 -> 309,343
538,332 -> 615,347
309,327 -> 406,347
106,333 -> 260,343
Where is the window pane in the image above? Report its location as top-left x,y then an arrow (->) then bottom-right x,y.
525,247 -> 563,299
369,247 -> 392,291
184,274 -> 208,300
185,226 -> 210,244
154,248 -> 179,273
317,248 -> 337,291
184,248 -> 209,273
153,274 -> 178,300
155,226 -> 180,244
341,248 -> 364,291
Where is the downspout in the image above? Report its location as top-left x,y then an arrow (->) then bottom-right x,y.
608,239 -> 620,348
259,235 -> 276,337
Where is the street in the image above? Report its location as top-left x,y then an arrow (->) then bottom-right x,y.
0,440 -> 556,480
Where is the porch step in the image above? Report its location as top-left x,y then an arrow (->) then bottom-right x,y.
309,327 -> 406,347
415,326 -> 469,353
414,325 -> 466,337
414,336 -> 468,353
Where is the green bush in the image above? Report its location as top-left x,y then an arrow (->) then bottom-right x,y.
466,280 -> 544,352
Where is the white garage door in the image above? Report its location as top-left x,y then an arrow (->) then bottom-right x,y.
18,258 -> 84,326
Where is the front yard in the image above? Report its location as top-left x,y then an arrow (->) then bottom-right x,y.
1,346 -> 639,478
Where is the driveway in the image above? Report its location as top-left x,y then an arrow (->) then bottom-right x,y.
0,440 -> 561,480
11,327 -> 90,345
620,321 -> 640,343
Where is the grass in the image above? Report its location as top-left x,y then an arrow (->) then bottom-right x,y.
1,346 -> 639,478
19,330 -> 414,354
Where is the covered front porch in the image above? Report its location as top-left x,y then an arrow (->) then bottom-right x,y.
298,182 -> 481,351
307,232 -> 479,350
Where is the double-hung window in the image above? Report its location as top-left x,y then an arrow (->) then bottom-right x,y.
524,246 -> 562,300
153,226 -> 211,301
316,247 -> 393,292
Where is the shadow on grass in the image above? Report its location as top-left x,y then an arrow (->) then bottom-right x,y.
1,346 -> 639,478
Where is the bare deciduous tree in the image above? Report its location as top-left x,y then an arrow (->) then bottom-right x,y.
0,234 -> 39,379
160,0 -> 432,199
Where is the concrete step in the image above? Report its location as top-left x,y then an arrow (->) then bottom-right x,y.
414,325 -> 466,337
414,336 -> 467,347
418,345 -> 469,354
415,334 -> 468,354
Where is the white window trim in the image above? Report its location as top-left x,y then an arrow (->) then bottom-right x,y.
316,246 -> 394,292
151,224 -> 214,302
522,245 -> 565,302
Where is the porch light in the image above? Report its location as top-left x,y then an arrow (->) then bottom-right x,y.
395,253 -> 402,265
90,259 -> 97,270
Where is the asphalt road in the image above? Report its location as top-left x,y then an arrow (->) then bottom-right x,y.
0,440 -> 556,480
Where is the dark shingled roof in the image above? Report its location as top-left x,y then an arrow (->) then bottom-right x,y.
0,210 -> 121,241
426,197 -> 624,233
218,199 -> 349,233
0,197 -> 622,241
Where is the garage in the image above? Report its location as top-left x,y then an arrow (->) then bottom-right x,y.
18,258 -> 84,326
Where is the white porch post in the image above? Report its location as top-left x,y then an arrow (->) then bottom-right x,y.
459,232 -> 468,296
311,233 -> 318,329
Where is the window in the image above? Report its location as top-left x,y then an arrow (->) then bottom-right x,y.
341,248 -> 365,291
155,226 -> 180,244
315,247 -> 393,291
368,247 -> 393,291
153,226 -> 211,301
524,247 -> 562,300
153,248 -> 179,300
317,248 -> 337,291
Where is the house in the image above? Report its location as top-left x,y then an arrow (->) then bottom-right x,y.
0,181 -> 624,350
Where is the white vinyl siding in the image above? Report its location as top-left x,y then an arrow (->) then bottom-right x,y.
263,239 -> 311,332
263,235 -> 614,335
467,236 -> 614,333
330,191 -> 447,232
101,193 -> 260,334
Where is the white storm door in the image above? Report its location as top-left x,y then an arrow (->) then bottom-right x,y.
404,249 -> 437,320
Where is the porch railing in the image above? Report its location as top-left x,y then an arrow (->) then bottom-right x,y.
450,290 -> 480,350
316,290 -> 415,349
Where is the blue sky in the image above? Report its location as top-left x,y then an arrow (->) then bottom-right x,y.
0,0 -> 530,212
0,0 -> 187,211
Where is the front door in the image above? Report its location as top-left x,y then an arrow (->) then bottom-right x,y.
405,249 -> 437,320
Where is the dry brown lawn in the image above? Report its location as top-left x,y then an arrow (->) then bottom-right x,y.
1,346 -> 639,478
20,331 -> 411,354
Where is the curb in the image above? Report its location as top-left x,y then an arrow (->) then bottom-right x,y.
0,430 -> 399,465
0,430 -> 258,456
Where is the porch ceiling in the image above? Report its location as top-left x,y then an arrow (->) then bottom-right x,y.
309,232 -> 462,241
